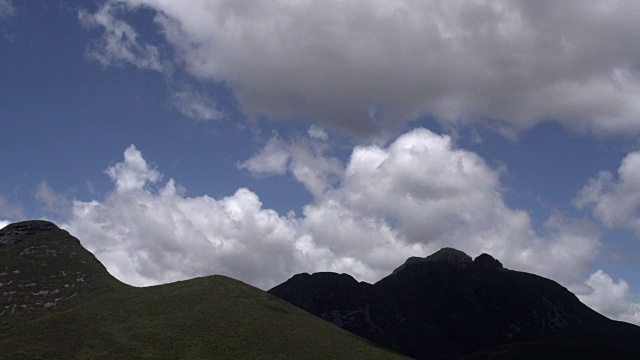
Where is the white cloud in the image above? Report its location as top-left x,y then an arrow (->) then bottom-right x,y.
106,145 -> 162,193
78,2 -> 163,71
308,125 -> 328,141
65,147 -> 294,288
0,220 -> 9,230
299,129 -> 601,285
81,0 -> 640,136
238,135 -> 290,176
239,129 -> 343,198
66,185 -> 302,288
578,270 -> 640,326
64,145 -> 365,289
78,3 -> 228,122
0,0 -> 14,22
575,151 -> 640,238
171,85 -> 222,121
66,129 -> 604,293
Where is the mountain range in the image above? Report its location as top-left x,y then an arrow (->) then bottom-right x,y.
1,220 -> 639,359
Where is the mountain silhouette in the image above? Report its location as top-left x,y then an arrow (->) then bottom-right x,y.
270,248 -> 640,359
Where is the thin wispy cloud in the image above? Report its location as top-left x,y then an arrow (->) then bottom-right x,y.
0,0 -> 14,22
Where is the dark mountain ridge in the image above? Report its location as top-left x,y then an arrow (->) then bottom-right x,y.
270,248 -> 640,359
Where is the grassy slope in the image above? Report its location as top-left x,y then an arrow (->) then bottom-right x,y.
0,225 -> 124,331
0,275 -> 407,359
0,222 -> 406,359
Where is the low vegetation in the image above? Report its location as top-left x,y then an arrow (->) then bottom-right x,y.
0,221 -> 407,359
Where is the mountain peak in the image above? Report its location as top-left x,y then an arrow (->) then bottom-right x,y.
392,247 -> 472,275
0,220 -> 122,325
472,253 -> 503,271
0,220 -> 59,246
424,247 -> 472,266
272,248 -> 640,359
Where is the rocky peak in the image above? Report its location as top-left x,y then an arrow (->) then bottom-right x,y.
1,220 -> 121,324
0,220 -> 58,246
472,253 -> 503,271
391,248 -> 473,275
423,247 -> 473,267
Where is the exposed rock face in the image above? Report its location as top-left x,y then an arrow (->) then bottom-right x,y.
0,221 -> 122,327
0,220 -> 58,246
270,248 -> 640,359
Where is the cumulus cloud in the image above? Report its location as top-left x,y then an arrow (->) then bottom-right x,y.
65,146 -> 295,288
239,129 -> 343,198
65,129 -> 603,293
80,0 -> 640,136
578,270 -> 640,325
106,145 -> 162,193
64,145 -> 374,288
575,151 -> 640,238
300,129 -> 601,285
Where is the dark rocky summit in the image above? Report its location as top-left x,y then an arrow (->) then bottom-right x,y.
471,253 -> 503,271
270,248 -> 640,359
0,220 -> 58,246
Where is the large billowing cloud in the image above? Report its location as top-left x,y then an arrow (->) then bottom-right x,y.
65,146 -> 301,289
61,128 -> 640,324
570,150 -> 640,324
579,270 -> 640,325
64,129 -> 597,285
575,151 -> 640,238
80,0 -> 640,136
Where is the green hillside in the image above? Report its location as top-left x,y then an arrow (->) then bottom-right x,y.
0,221 -> 406,359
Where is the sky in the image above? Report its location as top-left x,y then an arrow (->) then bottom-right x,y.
1,0 -> 639,325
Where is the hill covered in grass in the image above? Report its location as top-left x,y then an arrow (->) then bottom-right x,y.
0,221 -> 407,359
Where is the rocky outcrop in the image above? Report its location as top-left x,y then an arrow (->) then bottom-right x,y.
0,220 -> 58,246
0,221 -> 123,328
472,253 -> 503,271
391,248 -> 473,276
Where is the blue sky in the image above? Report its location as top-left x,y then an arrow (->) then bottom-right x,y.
1,0 -> 639,324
